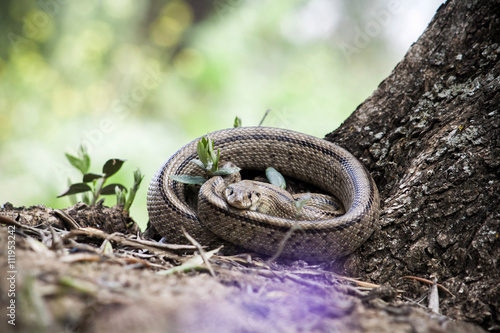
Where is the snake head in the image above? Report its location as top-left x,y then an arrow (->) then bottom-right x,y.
225,181 -> 261,210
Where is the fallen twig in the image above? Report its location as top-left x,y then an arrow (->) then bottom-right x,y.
62,227 -> 195,260
267,224 -> 301,263
402,276 -> 454,297
181,227 -> 216,277
53,209 -> 81,230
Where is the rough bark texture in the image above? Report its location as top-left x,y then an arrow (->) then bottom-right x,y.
326,0 -> 500,330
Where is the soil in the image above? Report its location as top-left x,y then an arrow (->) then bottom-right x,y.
0,204 -> 489,333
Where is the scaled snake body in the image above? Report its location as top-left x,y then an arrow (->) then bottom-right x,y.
147,127 -> 380,261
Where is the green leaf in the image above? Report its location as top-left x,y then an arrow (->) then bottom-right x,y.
233,116 -> 242,128
197,139 -> 208,166
57,183 -> 92,198
213,166 -> 241,176
213,149 -> 220,171
169,175 -> 206,185
83,173 -> 103,183
79,145 -> 91,174
208,136 -> 214,150
266,167 -> 286,189
190,159 -> 206,170
100,183 -> 127,195
65,153 -> 87,174
124,169 -> 144,212
102,159 -> 126,178
205,159 -> 214,172
200,135 -> 209,147
65,145 -> 90,174
133,168 -> 144,185
115,186 -> 127,206
208,138 -> 217,165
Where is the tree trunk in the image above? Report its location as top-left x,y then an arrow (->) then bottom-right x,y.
326,0 -> 499,329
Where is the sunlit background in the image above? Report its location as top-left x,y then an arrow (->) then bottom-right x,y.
0,0 -> 445,228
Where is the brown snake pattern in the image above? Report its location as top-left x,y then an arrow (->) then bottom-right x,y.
147,127 -> 380,261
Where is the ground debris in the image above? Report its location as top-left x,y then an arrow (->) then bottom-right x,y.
0,203 -> 487,333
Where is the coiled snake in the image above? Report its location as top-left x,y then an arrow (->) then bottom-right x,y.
147,127 -> 380,261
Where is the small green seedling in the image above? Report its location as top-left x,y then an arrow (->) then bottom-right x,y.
115,168 -> 144,212
169,135 -> 240,185
58,145 -> 144,212
233,116 -> 242,128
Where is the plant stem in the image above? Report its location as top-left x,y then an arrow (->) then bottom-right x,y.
91,177 -> 106,205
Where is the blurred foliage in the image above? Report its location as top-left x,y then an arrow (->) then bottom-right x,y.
0,0 -> 443,227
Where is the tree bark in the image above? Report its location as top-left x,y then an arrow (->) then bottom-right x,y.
326,0 -> 500,330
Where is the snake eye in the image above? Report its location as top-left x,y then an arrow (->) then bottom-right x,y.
229,189 -> 234,196
247,193 -> 252,200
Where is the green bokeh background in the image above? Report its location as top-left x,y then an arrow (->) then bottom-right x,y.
0,0 -> 444,229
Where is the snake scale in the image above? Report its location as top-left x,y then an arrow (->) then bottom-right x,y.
147,127 -> 380,261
